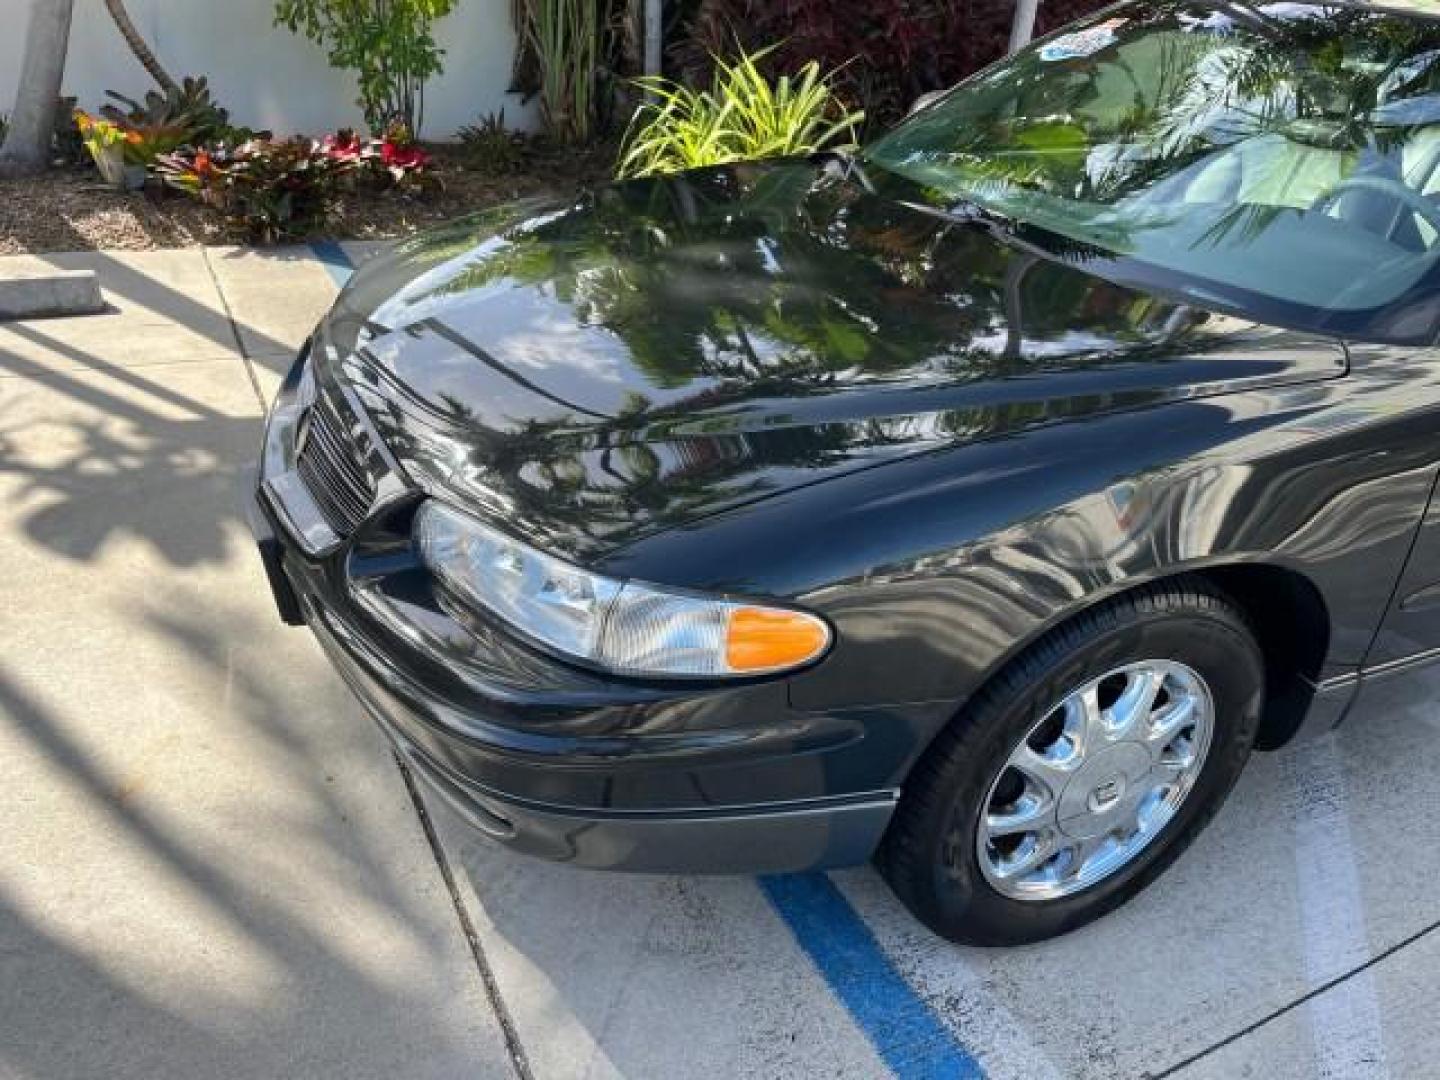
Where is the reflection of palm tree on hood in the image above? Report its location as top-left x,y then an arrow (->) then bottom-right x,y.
370,164 -> 977,395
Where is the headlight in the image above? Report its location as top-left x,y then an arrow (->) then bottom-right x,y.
415,502 -> 832,678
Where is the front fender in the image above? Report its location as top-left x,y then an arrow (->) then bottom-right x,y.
602,376 -> 1439,714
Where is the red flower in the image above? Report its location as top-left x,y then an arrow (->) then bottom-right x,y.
380,140 -> 430,171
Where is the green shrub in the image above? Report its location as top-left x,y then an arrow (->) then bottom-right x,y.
457,110 -> 525,173
274,0 -> 457,135
618,48 -> 861,179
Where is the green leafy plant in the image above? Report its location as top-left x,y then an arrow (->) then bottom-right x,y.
157,138 -> 354,243
101,75 -> 232,145
274,0 -> 457,135
120,121 -> 188,165
618,48 -> 862,179
458,109 -> 526,173
521,0 -> 603,145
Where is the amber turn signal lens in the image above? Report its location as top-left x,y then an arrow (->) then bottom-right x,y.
725,607 -> 831,674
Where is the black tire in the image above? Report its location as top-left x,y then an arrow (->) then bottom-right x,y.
877,577 -> 1265,946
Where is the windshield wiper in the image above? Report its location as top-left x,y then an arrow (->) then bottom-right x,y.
813,147 -> 877,194
937,196 -> 1018,233
842,154 -> 1019,236
887,191 -> 1019,240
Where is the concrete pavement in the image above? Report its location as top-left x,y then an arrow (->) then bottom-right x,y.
2,243 -> 1439,1080
0,248 -> 511,1079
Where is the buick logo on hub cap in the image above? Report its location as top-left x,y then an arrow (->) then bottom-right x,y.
1089,776 -> 1125,811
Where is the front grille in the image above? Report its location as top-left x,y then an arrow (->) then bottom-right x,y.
296,391 -> 375,536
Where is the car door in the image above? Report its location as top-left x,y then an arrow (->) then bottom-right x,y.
1358,336 -> 1440,684
1364,467 -> 1440,673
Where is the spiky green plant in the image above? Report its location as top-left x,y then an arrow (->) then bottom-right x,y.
458,109 -> 526,173
617,48 -> 862,179
528,0 -> 602,145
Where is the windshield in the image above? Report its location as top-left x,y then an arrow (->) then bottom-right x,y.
865,2 -> 1440,341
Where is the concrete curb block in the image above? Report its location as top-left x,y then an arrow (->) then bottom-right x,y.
0,270 -> 105,320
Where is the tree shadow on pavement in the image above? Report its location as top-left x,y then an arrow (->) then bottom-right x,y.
0,254 -> 307,568
0,613 -> 508,1080
0,240 -> 511,1078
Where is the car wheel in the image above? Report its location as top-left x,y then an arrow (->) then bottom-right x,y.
878,577 -> 1265,946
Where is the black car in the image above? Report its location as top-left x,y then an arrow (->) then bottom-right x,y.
252,1 -> 1440,944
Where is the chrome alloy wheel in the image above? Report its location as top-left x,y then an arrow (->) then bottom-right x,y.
975,660 -> 1215,901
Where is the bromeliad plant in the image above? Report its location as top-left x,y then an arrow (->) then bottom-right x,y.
75,92 -> 199,191
617,49 -> 863,179
158,127 -> 436,243
158,138 -> 354,243
101,75 -> 235,147
74,110 -> 130,161
321,125 -> 435,190
458,109 -> 526,173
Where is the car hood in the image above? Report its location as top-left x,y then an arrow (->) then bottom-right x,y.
321,159 -> 1345,564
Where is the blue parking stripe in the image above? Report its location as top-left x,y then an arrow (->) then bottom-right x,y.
760,874 -> 984,1080
311,239 -> 355,287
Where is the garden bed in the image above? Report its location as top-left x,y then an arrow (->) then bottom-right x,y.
0,143 -> 616,256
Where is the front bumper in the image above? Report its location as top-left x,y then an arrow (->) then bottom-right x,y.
247,348 -> 907,874
302,587 -> 894,873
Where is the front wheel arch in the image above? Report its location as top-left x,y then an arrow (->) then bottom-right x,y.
927,560 -> 1331,763
1189,563 -> 1331,749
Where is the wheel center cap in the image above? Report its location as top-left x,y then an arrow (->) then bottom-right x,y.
1057,743 -> 1153,839
1088,775 -> 1126,812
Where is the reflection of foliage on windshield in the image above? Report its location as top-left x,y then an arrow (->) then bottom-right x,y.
861,1 -> 1440,330
1194,5 -> 1440,154
867,1 -> 1440,217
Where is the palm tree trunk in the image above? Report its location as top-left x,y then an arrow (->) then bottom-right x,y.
644,0 -> 661,76
0,0 -> 76,177
1009,0 -> 1040,54
103,0 -> 178,94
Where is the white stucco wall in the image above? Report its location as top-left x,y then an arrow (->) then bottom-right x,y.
0,0 -> 536,139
